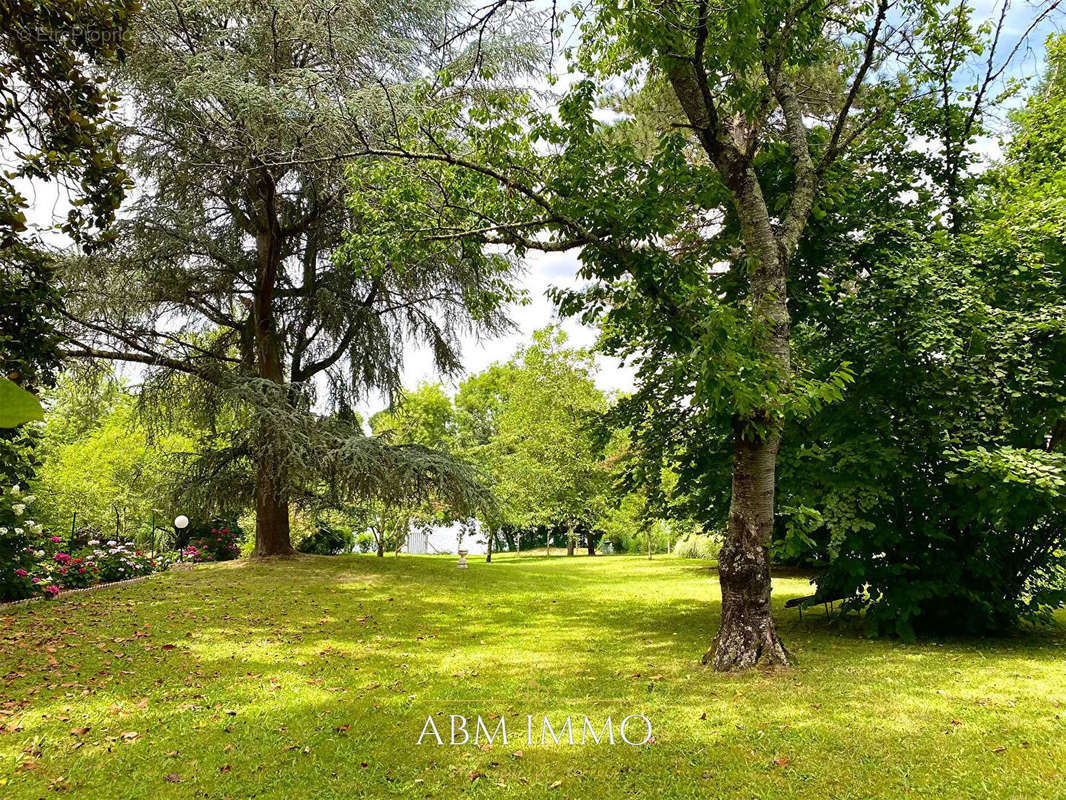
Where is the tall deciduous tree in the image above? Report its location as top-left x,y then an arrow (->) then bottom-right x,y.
352,0 -> 1056,668
57,0 -> 527,554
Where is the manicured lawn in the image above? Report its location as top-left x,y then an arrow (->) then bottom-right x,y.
1,554 -> 1064,799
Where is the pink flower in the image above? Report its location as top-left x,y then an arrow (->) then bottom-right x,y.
14,568 -> 28,577
49,536 -> 62,543
54,552 -> 70,565
31,576 -> 40,584
44,585 -> 60,597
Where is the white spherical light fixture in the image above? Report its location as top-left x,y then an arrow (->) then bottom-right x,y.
173,514 -> 189,530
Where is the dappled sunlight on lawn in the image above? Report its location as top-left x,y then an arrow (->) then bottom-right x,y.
1,555 -> 1064,798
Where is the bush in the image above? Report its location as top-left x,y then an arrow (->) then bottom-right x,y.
297,521 -> 354,555
83,540 -> 158,582
179,518 -> 244,562
53,551 -> 99,589
1,483 -> 41,600
2,483 -> 174,600
673,531 -> 722,560
802,447 -> 1066,639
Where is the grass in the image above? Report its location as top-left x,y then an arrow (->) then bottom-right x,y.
1,553 -> 1065,799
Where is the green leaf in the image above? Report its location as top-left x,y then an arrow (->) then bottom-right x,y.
0,377 -> 44,427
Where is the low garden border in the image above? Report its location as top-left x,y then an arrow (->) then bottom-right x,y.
0,573 -> 157,608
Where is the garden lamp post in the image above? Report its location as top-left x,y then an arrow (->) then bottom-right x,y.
174,514 -> 189,560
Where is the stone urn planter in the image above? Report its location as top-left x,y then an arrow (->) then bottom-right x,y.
457,549 -> 469,569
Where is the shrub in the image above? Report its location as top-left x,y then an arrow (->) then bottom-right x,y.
84,540 -> 157,582
55,552 -> 99,589
2,482 -> 175,601
180,518 -> 244,562
804,447 -> 1066,639
297,522 -> 354,555
673,531 -> 723,560
1,483 -> 50,601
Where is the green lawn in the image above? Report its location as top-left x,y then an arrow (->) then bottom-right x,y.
2,554 -> 1064,799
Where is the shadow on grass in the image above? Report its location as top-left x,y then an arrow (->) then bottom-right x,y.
2,554 -> 1066,799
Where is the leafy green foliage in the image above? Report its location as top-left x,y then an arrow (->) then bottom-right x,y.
31,374 -> 191,539
0,377 -> 43,428
454,327 -> 610,544
774,44 -> 1066,634
296,521 -> 355,556
0,0 -> 132,249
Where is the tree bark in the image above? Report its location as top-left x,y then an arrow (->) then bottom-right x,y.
703,167 -> 793,670
252,449 -> 293,557
486,527 -> 493,563
249,167 -> 295,557
668,61 -> 798,669
376,536 -> 384,557
586,529 -> 596,556
706,422 -> 789,669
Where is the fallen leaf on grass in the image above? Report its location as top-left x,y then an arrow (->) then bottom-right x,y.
469,770 -> 482,782
991,746 -> 1007,753
550,780 -> 562,789
165,774 -> 182,783
511,751 -> 523,758
773,756 -> 789,768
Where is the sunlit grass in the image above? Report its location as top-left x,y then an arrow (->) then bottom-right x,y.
1,553 -> 1064,798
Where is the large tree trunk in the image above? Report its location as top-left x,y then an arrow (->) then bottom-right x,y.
586,529 -> 596,556
486,530 -> 493,563
249,169 -> 294,557
706,422 -> 789,669
706,165 -> 794,669
252,450 -> 293,557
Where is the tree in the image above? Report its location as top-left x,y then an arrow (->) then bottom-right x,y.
0,0 -> 135,481
368,383 -> 464,556
31,373 -> 192,539
458,327 -> 609,556
0,0 -> 133,249
772,33 -> 1066,636
352,0 -> 1058,669
57,0 -> 523,554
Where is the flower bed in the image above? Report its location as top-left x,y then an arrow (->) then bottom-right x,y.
1,484 -> 175,602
